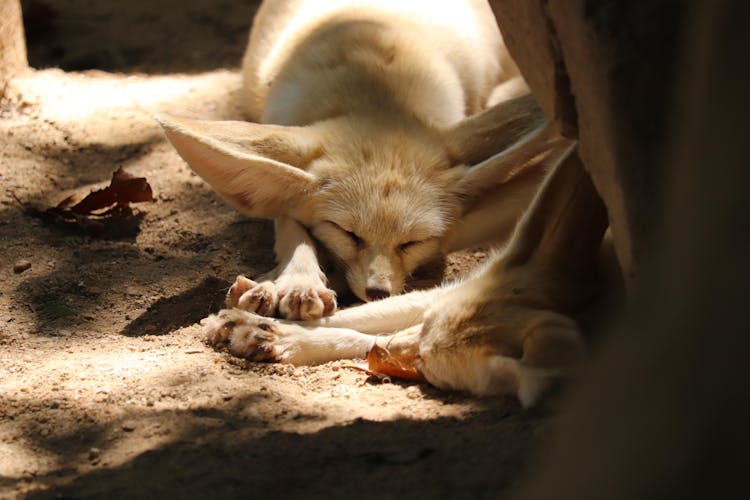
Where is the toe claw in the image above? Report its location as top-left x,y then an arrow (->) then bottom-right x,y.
204,309 -> 283,362
226,275 -> 338,320
236,281 -> 278,317
226,275 -> 255,308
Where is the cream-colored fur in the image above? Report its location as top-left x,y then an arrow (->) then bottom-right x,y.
202,143 -> 607,408
154,0 -> 603,406
157,0 -> 568,320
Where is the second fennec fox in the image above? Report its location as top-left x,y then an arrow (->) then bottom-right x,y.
158,0 -> 565,320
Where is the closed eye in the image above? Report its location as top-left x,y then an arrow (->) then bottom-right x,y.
326,221 -> 364,248
346,230 -> 364,248
399,240 -> 421,252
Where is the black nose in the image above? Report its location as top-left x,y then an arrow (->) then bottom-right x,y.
365,287 -> 390,301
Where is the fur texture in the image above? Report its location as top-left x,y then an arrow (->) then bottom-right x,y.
159,0 -> 600,406
158,0 -> 566,320
202,144 -> 609,408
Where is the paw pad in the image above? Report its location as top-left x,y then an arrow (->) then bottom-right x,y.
202,309 -> 282,362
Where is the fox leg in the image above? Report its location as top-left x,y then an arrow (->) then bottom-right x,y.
203,308 -> 375,365
202,305 -> 428,367
227,216 -> 337,321
208,276 -> 444,363
306,286 -> 445,333
211,283 -> 444,363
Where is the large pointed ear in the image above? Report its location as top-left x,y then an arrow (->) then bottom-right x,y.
155,114 -> 324,219
444,127 -> 575,251
442,110 -> 575,251
442,94 -> 548,166
457,121 -> 575,202
442,93 -> 571,207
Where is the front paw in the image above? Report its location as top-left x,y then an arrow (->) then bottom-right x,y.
226,275 -> 278,317
202,309 -> 282,362
275,275 -> 337,321
226,274 -> 337,320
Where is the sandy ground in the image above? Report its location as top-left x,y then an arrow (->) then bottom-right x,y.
0,2 -> 551,498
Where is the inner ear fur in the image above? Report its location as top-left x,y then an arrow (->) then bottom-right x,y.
458,122 -> 575,202
443,104 -> 575,251
444,93 -> 573,204
156,114 -> 324,219
443,93 -> 548,166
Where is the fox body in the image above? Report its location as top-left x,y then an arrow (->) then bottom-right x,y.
158,0 -> 554,320
204,145 -> 601,408
157,0 -> 602,408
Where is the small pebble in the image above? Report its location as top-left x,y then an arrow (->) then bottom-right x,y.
88,447 -> 101,460
13,260 -> 31,274
121,422 -> 136,432
405,386 -> 421,399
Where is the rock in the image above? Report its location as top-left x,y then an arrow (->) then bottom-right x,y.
362,444 -> 434,465
405,386 -> 421,399
13,260 -> 31,273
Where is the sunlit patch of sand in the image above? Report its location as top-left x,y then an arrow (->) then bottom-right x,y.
5,68 -> 242,123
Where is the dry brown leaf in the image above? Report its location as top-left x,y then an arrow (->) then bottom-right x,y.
20,167 -> 155,238
66,167 -> 154,214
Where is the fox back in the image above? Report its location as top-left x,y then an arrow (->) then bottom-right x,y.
242,0 -> 508,126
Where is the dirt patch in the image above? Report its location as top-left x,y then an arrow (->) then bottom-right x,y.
1,1 -> 550,498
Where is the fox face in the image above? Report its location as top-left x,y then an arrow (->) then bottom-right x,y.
301,119 -> 465,300
308,175 -> 458,301
157,94 -> 550,302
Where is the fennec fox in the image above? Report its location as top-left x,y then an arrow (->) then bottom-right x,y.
202,146 -> 608,407
158,0 -> 567,320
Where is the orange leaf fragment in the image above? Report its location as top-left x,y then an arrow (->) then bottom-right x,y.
365,344 -> 425,381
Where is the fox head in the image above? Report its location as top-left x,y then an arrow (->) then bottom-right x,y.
157,95 -> 554,302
